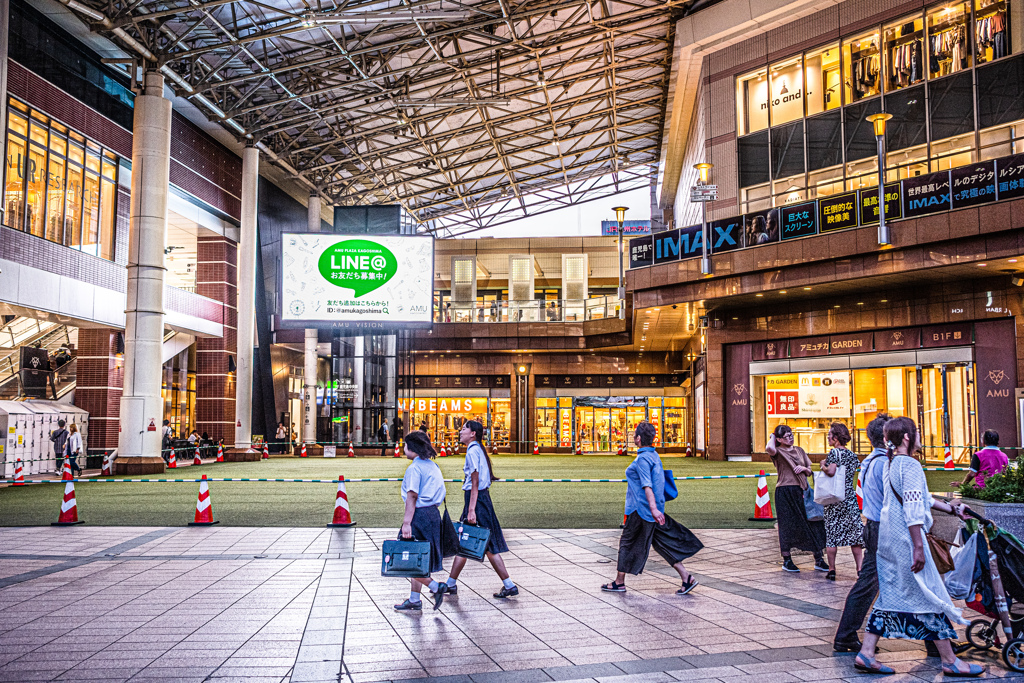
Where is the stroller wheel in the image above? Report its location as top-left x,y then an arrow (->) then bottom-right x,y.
967,618 -> 997,650
1003,638 -> 1024,672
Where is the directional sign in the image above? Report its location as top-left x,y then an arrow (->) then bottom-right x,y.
690,185 -> 718,202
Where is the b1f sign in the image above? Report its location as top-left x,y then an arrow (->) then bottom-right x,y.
280,233 -> 434,328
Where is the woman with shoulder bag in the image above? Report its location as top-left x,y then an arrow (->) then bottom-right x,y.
394,431 -> 450,612
854,416 -> 981,676
441,420 -> 519,599
821,422 -> 864,581
767,424 -> 827,573
66,423 -> 83,477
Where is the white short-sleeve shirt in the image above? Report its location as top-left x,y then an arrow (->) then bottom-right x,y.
401,457 -> 446,507
462,442 -> 491,491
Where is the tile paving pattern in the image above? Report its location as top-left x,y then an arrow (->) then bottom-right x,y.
0,526 -> 1021,682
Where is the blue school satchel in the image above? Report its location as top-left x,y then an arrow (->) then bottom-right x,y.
455,521 -> 491,562
664,470 -> 678,501
381,538 -> 431,578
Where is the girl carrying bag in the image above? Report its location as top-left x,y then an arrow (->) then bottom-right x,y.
381,537 -> 431,578
455,521 -> 491,562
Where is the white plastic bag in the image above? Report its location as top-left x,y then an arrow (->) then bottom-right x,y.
945,531 -> 978,598
813,465 -> 846,506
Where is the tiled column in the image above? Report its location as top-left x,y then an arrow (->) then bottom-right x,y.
195,235 -> 238,445
75,328 -> 124,458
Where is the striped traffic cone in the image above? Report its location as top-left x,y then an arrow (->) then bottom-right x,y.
533,442 -> 539,455
101,453 -> 112,476
52,481 -> 83,525
748,470 -> 775,521
61,460 -> 72,481
856,470 -> 864,511
491,442 -> 498,455
13,458 -> 24,486
168,448 -> 177,469
347,442 -> 355,458
188,474 -> 218,526
193,446 -> 202,466
262,442 -> 269,460
575,442 -> 582,455
440,444 -> 447,458
216,444 -> 224,462
944,444 -> 954,469
300,443 -> 308,458
327,475 -> 356,527
394,441 -> 401,458
616,443 -> 624,456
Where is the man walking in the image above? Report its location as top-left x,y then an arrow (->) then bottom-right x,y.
50,419 -> 69,472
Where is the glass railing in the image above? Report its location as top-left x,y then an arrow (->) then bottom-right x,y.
434,297 -> 623,323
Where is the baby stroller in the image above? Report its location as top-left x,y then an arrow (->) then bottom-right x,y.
958,509 -> 1024,671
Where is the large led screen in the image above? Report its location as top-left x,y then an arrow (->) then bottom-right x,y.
280,233 -> 434,328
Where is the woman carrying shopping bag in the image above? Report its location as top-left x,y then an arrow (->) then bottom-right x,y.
441,420 -> 519,599
394,431 -> 451,612
820,422 -> 864,581
600,421 -> 703,595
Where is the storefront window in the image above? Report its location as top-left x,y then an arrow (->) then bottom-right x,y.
845,156 -> 878,191
928,2 -> 972,79
976,0 -> 1010,63
843,31 -> 881,103
886,144 -> 930,181
2,98 -> 118,261
758,371 -> 853,454
662,397 -> 688,447
741,183 -> 771,214
737,67 -> 769,135
884,15 -> 925,91
773,175 -> 807,205
852,368 -> 913,445
931,132 -> 976,170
490,398 -> 510,448
536,397 -> 559,447
808,166 -> 844,198
805,44 -> 841,115
769,56 -> 805,126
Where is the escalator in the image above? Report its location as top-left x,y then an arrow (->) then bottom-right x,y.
0,318 -> 76,400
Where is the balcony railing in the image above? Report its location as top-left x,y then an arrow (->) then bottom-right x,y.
435,296 -> 622,323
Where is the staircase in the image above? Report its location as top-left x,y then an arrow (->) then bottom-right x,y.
0,318 -> 75,400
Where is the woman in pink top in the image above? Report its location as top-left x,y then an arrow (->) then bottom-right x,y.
952,430 -> 1009,490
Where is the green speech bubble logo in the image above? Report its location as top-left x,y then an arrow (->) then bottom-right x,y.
318,239 -> 397,297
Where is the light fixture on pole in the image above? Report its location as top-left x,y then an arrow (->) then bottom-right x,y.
866,112 -> 893,246
612,206 -> 628,316
694,163 -> 714,275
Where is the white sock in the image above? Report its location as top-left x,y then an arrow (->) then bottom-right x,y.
446,578 -> 457,588
502,578 -> 515,589
428,580 -> 439,592
409,591 -> 421,603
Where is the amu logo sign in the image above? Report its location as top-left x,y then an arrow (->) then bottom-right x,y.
318,239 -> 397,297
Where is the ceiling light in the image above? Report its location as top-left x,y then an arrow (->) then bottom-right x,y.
803,287 -> 811,290
881,299 -> 888,303
756,293 -> 764,297
1009,259 -> 1018,263
978,263 -> 988,267
834,305 -> 841,308
780,290 -> 787,294
857,302 -> 864,306
396,98 -> 510,107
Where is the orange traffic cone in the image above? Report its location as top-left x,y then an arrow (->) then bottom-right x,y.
101,453 -> 112,476
533,442 -> 539,455
686,443 -> 692,457
327,475 -> 356,527
52,481 -> 83,525
620,513 -> 627,529
61,460 -> 72,481
13,458 -> 24,486
944,444 -> 954,469
856,470 -> 864,511
347,442 -> 355,458
168,448 -> 177,469
616,443 -> 624,456
394,441 -> 401,458
193,446 -> 202,466
575,442 -> 582,455
262,442 -> 269,460
216,444 -> 224,462
491,442 -> 498,455
440,444 -> 447,458
188,474 -> 218,526
748,470 -> 776,521
300,443 -> 307,458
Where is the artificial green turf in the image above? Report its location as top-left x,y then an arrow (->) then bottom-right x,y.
0,456 -> 968,529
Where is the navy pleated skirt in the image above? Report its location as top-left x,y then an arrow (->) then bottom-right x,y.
461,488 -> 510,555
410,505 -> 444,573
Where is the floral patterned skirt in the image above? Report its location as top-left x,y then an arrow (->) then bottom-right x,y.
866,609 -> 958,641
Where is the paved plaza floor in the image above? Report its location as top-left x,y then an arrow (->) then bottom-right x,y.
1,526 -> 1021,683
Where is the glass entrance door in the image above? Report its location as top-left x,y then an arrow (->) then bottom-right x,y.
919,364 -> 975,464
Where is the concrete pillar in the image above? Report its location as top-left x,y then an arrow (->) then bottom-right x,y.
75,328 -> 124,463
196,235 -> 238,444
303,192 -> 320,448
118,71 -> 170,469
0,0 -> 9,180
234,145 -> 259,450
353,335 -> 364,444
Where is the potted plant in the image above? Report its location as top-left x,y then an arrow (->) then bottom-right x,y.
958,463 -> 1024,539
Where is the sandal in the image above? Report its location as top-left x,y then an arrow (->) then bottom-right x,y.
601,581 -> 626,593
942,659 -> 986,677
853,654 -> 895,675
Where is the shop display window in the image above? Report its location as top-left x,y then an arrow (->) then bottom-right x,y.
756,371 -> 854,454
737,67 -> 769,135
845,156 -> 879,192
884,16 -> 926,91
808,166 -> 844,198
490,398 -> 510,448
536,397 -> 559,447
931,132 -> 976,170
843,31 -> 882,103
976,0 -> 1010,63
661,397 -> 688,447
769,56 -> 805,126
805,44 -> 841,116
773,175 -> 807,205
928,2 -> 972,79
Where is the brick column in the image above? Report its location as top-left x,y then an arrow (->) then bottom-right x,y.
75,328 -> 124,457
195,235 -> 238,445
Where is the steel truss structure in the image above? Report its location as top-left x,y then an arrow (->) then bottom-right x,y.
56,0 -> 687,234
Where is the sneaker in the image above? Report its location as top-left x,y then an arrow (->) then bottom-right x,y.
826,570 -> 836,581
814,559 -> 830,572
394,599 -> 422,611
676,577 -> 699,595
494,585 -> 519,599
782,558 -> 800,573
432,583 -> 447,610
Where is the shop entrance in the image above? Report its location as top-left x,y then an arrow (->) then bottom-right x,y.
919,363 -> 974,463
573,397 -> 647,453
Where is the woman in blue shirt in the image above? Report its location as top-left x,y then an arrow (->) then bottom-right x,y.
441,420 -> 519,599
601,421 -> 704,595
394,430 -> 451,612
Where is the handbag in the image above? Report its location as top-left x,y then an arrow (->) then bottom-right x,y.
440,504 -> 460,558
455,521 -> 491,561
803,484 -> 825,522
813,465 -> 846,506
381,537 -> 431,578
889,481 -> 956,574
663,470 -> 678,502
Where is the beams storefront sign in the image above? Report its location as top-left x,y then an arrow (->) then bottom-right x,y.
397,398 -> 484,414
279,233 -> 434,328
628,153 -> 1024,271
766,372 -> 851,418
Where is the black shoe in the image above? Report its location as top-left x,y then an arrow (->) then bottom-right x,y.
432,583 -> 447,610
826,570 -> 836,581
393,599 -> 422,611
782,558 -> 800,573
494,585 -> 519,599
814,559 -> 830,572
833,640 -> 862,653
430,583 -> 456,595
953,641 -> 971,656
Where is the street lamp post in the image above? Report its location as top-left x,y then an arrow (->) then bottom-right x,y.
866,113 -> 893,246
612,206 -> 628,317
694,163 -> 713,275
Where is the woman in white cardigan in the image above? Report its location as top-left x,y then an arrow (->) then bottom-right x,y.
854,416 -> 981,677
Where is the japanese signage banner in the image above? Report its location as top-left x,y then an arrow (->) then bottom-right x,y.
921,323 -> 972,348
789,336 -> 830,358
709,217 -> 743,253
903,171 -> 952,218
818,192 -> 859,232
996,153 -> 1024,201
766,372 -> 851,418
280,233 -> 433,327
629,236 -> 654,268
951,161 -> 998,209
601,220 -> 651,236
829,332 -> 873,354
781,201 -> 817,240
859,183 -> 902,226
